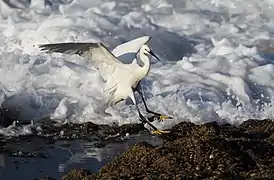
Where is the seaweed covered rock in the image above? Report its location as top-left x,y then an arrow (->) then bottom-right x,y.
93,119 -> 274,179
61,169 -> 95,180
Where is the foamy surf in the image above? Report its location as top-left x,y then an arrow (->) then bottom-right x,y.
0,0 -> 274,136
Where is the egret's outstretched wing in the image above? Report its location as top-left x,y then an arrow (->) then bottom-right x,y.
111,36 -> 151,64
39,42 -> 121,81
39,42 -> 120,63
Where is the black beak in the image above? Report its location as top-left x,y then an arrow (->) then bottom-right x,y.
149,51 -> 161,61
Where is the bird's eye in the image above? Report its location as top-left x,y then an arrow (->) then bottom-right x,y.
144,50 -> 150,55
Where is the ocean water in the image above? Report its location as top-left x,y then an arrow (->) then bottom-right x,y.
0,0 -> 274,136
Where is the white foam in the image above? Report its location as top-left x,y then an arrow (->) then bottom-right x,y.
1,0 -> 274,136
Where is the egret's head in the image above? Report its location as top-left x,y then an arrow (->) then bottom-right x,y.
141,45 -> 160,61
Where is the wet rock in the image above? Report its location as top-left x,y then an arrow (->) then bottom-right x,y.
91,119 -> 274,179
60,168 -> 95,180
32,120 -> 145,143
0,108 -> 16,127
11,150 -> 35,157
239,119 -> 274,144
39,176 -> 56,180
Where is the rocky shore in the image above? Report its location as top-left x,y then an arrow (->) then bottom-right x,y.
37,119 -> 274,180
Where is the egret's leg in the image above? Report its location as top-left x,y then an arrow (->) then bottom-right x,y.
129,90 -> 170,135
135,103 -> 157,130
135,99 -> 170,135
136,86 -> 171,121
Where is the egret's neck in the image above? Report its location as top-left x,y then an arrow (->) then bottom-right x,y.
139,53 -> 150,77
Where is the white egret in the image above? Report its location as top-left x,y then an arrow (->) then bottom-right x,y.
38,36 -> 171,135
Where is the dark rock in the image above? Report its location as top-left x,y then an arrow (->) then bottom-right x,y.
91,119 -> 274,179
39,176 -> 56,180
60,168 -> 96,180
31,120 -> 145,143
239,119 -> 274,145
0,108 -> 16,127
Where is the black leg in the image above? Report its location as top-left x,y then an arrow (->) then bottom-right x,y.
136,103 -> 171,135
136,85 -> 167,117
133,91 -> 159,131
139,89 -> 161,116
131,87 -> 171,135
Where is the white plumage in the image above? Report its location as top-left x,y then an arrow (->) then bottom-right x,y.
39,36 -> 170,134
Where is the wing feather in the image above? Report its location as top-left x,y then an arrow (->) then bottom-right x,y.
39,43 -> 96,56
39,42 -> 122,81
111,36 -> 151,58
111,36 -> 151,64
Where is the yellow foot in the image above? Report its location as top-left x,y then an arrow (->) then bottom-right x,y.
151,129 -> 170,135
159,115 -> 170,121
159,115 -> 172,121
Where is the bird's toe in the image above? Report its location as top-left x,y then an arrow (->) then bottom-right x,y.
159,115 -> 172,121
151,129 -> 170,135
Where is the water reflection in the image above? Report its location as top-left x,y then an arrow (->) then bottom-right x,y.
56,132 -> 162,173
0,154 -> 4,177
0,132 -> 162,180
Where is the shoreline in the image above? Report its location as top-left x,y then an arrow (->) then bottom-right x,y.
29,118 -> 274,179
1,118 -> 273,179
